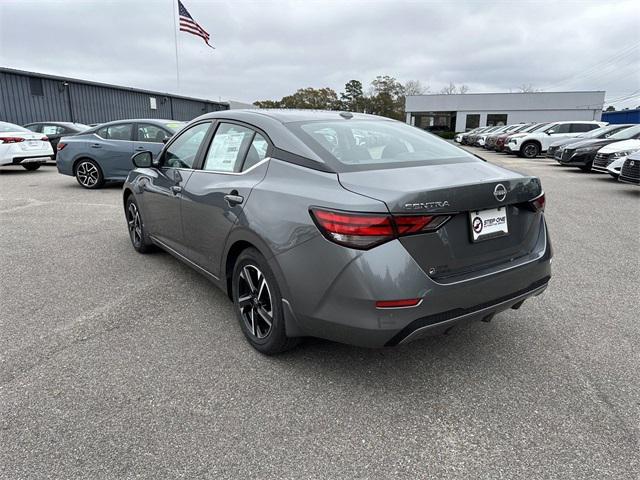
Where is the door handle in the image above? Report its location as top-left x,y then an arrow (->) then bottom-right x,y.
170,186 -> 182,195
135,146 -> 145,151
90,144 -> 102,148
224,193 -> 244,206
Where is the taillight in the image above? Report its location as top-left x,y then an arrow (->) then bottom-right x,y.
530,192 -> 545,212
57,142 -> 67,151
0,137 -> 25,144
310,208 -> 450,250
41,136 -> 49,141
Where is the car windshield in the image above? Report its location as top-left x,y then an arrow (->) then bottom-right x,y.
164,122 -> 186,132
73,123 -> 90,130
608,124 -> 640,140
0,121 -> 30,133
512,124 -> 532,132
290,119 -> 475,172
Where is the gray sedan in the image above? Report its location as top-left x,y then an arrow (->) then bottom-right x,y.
56,119 -> 184,188
124,110 -> 552,354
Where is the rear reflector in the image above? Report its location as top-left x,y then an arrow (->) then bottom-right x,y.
376,298 -> 422,309
310,208 -> 450,250
0,137 -> 25,144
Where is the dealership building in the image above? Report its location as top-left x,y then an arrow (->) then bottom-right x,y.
405,91 -> 606,133
0,67 -> 229,125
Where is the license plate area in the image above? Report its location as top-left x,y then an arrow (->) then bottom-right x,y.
469,207 -> 508,242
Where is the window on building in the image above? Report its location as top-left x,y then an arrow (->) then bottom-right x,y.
487,114 -> 508,126
29,78 -> 44,96
465,114 -> 480,130
413,112 -> 457,132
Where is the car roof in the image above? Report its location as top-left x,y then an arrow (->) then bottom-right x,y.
199,109 -> 391,125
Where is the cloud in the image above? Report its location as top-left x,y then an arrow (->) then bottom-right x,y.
1,0 -> 639,108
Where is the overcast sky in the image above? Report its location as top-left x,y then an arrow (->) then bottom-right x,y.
1,0 -> 639,108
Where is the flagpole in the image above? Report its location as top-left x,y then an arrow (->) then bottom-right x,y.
172,0 -> 181,92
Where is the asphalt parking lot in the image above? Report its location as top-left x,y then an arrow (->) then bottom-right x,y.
1,153 -> 639,479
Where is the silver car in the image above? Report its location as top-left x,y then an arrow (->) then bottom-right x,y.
123,110 -> 552,354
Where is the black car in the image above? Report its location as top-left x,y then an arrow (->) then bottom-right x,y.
546,124 -> 635,159
23,121 -> 89,159
555,124 -> 640,172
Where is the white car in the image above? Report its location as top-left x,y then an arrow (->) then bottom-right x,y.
605,156 -> 626,179
592,138 -> 640,176
505,120 -> 606,158
0,121 -> 54,170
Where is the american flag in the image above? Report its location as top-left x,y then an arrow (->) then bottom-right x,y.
178,0 -> 214,49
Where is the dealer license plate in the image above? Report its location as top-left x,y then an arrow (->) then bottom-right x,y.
470,207 -> 508,242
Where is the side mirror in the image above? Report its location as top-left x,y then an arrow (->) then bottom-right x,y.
132,150 -> 153,168
162,137 -> 169,144
546,130 -> 554,135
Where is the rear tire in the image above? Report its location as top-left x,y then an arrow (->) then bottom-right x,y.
232,248 -> 299,355
75,159 -> 104,189
125,196 -> 154,253
22,163 -> 41,171
579,163 -> 592,172
520,142 -> 540,158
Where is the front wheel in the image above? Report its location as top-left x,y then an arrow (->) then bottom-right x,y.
22,163 -> 41,171
125,196 -> 154,253
232,248 -> 299,354
520,142 -> 540,158
579,163 -> 592,172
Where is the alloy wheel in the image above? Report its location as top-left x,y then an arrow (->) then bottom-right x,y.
237,264 -> 273,339
76,161 -> 99,187
523,144 -> 539,158
127,202 -> 142,247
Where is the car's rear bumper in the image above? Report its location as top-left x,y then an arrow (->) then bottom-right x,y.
0,155 -> 51,166
276,219 -> 552,348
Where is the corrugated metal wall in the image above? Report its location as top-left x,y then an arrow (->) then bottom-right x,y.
602,109 -> 640,125
0,70 -> 227,125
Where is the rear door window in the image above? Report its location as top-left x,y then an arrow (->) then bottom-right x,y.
138,124 -> 171,143
203,123 -> 254,173
571,123 -> 595,133
97,124 -> 133,140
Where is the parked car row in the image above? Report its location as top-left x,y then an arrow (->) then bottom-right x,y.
458,121 -> 640,186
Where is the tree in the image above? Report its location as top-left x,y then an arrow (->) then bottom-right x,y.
440,81 -> 469,95
605,105 -> 616,112
253,99 -> 281,108
519,84 -> 542,93
340,80 -> 366,112
367,75 -> 406,120
403,80 -> 429,96
254,87 -> 340,110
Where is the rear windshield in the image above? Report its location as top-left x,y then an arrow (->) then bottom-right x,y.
288,119 -> 476,172
609,124 -> 640,140
164,122 -> 186,132
0,121 -> 29,133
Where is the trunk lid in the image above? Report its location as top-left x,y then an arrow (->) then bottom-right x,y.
338,161 -> 545,281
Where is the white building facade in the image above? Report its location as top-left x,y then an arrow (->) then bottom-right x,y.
405,91 -> 605,133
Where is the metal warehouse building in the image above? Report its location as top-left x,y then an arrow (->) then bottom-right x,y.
405,91 -> 606,133
0,67 -> 228,125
